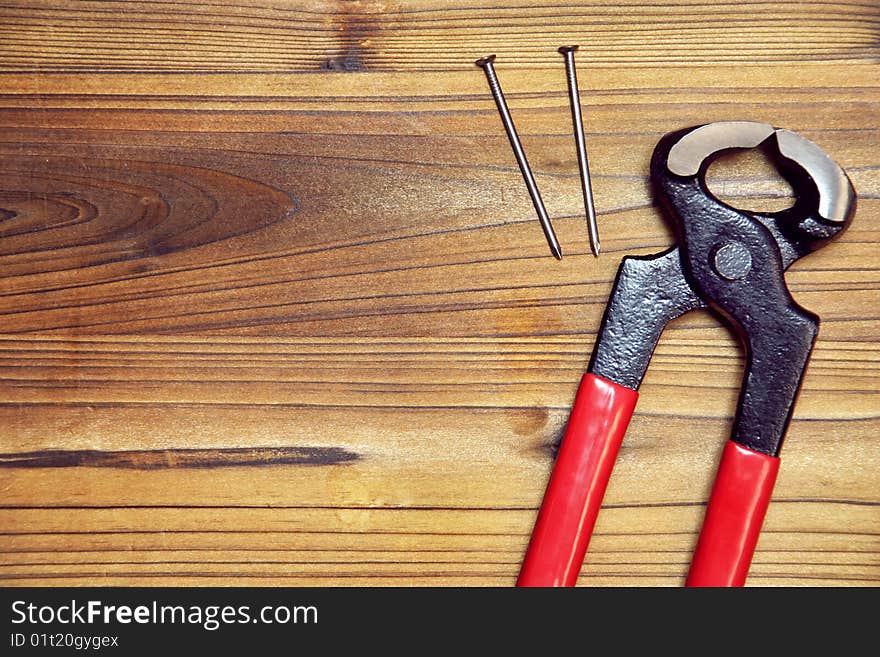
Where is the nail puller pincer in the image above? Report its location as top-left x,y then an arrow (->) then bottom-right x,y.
517,121 -> 856,587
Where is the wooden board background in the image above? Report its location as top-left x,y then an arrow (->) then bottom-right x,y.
0,0 -> 877,586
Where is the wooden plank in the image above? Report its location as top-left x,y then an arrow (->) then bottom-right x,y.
0,0 -> 876,72
1,505 -> 876,586
0,0 -> 877,586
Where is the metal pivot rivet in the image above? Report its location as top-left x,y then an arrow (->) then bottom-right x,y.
476,54 -> 563,260
713,242 -> 753,280
558,45 -> 601,257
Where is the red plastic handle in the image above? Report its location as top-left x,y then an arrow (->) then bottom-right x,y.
686,441 -> 780,587
517,373 -> 638,587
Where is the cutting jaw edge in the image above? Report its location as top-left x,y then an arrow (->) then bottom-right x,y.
666,121 -> 854,225
588,121 -> 856,455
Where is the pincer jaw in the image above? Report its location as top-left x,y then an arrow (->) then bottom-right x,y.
660,121 -> 856,256
649,121 -> 858,456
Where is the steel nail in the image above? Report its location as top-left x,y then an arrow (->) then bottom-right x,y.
559,45 -> 601,256
476,54 -> 563,260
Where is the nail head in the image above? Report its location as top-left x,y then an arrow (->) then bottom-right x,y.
475,54 -> 497,68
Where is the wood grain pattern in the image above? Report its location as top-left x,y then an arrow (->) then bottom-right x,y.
0,0 -> 877,586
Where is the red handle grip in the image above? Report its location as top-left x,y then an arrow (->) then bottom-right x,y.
686,441 -> 780,587
517,373 -> 638,587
